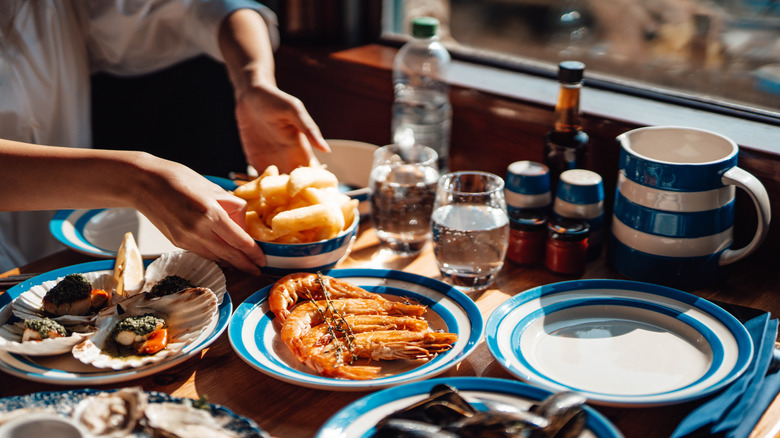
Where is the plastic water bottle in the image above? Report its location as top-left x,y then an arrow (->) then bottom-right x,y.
392,17 -> 452,172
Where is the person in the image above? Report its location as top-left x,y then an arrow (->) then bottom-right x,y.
0,1 -> 330,274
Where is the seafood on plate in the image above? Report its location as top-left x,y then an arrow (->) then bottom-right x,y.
269,272 -> 387,323
11,271 -> 118,325
0,302 -> 98,356
373,384 -> 588,438
72,287 -> 218,370
142,251 -> 227,304
69,387 -> 262,438
270,272 -> 458,380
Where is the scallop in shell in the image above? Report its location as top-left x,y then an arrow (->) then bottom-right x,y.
71,387 -> 147,437
143,251 -> 227,304
11,271 -> 118,325
142,402 -> 241,438
0,309 -> 97,356
71,287 -> 218,370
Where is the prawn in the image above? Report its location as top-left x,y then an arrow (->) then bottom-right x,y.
300,329 -> 457,380
269,273 -> 386,323
281,298 -> 428,359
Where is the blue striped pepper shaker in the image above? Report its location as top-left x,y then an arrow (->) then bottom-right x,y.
505,161 -> 552,213
553,169 -> 604,259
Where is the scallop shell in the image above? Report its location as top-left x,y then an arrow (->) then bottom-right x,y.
0,311 -> 97,357
71,387 -> 147,438
11,272 -> 119,325
142,251 -> 227,304
71,287 -> 218,370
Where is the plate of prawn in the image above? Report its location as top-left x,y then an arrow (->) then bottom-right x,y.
0,260 -> 233,385
228,269 -> 484,391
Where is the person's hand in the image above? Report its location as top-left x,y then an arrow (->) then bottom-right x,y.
235,83 -> 330,174
133,154 -> 266,274
218,8 -> 330,175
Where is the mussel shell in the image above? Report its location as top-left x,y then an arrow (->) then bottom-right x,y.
71,287 -> 218,370
142,251 -> 227,304
11,272 -> 118,325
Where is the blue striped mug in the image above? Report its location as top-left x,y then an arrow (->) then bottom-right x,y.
609,126 -> 771,289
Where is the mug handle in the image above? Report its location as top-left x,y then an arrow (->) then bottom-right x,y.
719,167 -> 772,265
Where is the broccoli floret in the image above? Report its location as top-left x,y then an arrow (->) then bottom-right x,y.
149,275 -> 193,297
43,274 -> 91,305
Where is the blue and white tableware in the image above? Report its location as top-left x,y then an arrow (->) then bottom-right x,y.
505,161 -> 551,212
609,126 -> 771,289
553,169 -> 605,258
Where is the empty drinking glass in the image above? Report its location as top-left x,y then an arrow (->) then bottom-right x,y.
432,171 -> 510,291
369,143 -> 440,256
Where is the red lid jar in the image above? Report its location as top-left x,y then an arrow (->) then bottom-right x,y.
545,217 -> 590,275
507,210 -> 548,265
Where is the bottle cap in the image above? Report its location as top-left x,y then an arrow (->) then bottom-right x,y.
411,17 -> 439,38
510,209 -> 548,232
547,217 -> 590,241
558,61 -> 585,84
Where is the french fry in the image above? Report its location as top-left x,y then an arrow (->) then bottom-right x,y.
261,174 -> 291,206
271,203 -> 339,236
233,178 -> 262,200
287,166 -> 338,197
246,211 -> 277,242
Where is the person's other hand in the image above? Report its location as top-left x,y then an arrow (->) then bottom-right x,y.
235,84 -> 330,174
133,153 -> 266,274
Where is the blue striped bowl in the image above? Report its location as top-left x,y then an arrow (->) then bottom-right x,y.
257,212 -> 359,277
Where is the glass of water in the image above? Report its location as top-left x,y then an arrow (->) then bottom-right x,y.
369,143 -> 440,256
432,171 -> 510,291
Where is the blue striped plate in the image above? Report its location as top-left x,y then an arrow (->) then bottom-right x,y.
486,279 -> 753,407
317,376 -> 623,437
0,260 -> 232,385
228,268 -> 483,391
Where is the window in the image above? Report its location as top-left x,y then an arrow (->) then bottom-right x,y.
383,0 -> 780,122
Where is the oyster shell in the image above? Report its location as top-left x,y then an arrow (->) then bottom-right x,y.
142,402 -> 240,438
11,271 -> 118,325
143,251 -> 227,304
71,387 -> 147,437
71,287 -> 218,370
0,304 -> 97,356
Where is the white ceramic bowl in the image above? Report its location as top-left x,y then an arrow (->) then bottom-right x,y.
314,139 -> 377,217
257,212 -> 359,277
0,413 -> 87,438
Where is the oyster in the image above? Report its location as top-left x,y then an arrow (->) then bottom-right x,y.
72,287 -> 218,370
142,402 -> 241,438
143,251 -> 227,304
11,271 -> 118,325
71,387 -> 147,437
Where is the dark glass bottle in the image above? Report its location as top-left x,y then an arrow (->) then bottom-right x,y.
543,61 -> 589,191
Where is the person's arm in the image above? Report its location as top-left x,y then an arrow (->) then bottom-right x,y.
218,8 -> 330,174
0,140 -> 265,274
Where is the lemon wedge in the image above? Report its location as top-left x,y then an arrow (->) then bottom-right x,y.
114,232 -> 145,297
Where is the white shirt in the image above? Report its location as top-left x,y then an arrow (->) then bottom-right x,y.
0,0 -> 278,272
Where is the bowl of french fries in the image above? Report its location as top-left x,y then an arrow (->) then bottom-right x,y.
232,165 -> 360,276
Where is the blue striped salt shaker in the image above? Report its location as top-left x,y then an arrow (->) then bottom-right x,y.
553,169 -> 604,259
505,161 -> 552,213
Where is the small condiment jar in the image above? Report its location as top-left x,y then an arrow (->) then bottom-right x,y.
545,217 -> 590,275
507,209 -> 548,265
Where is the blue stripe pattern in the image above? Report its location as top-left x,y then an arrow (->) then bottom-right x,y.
613,192 -> 735,238
619,148 -> 736,192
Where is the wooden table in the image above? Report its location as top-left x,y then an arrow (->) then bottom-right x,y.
1,225 -> 779,438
